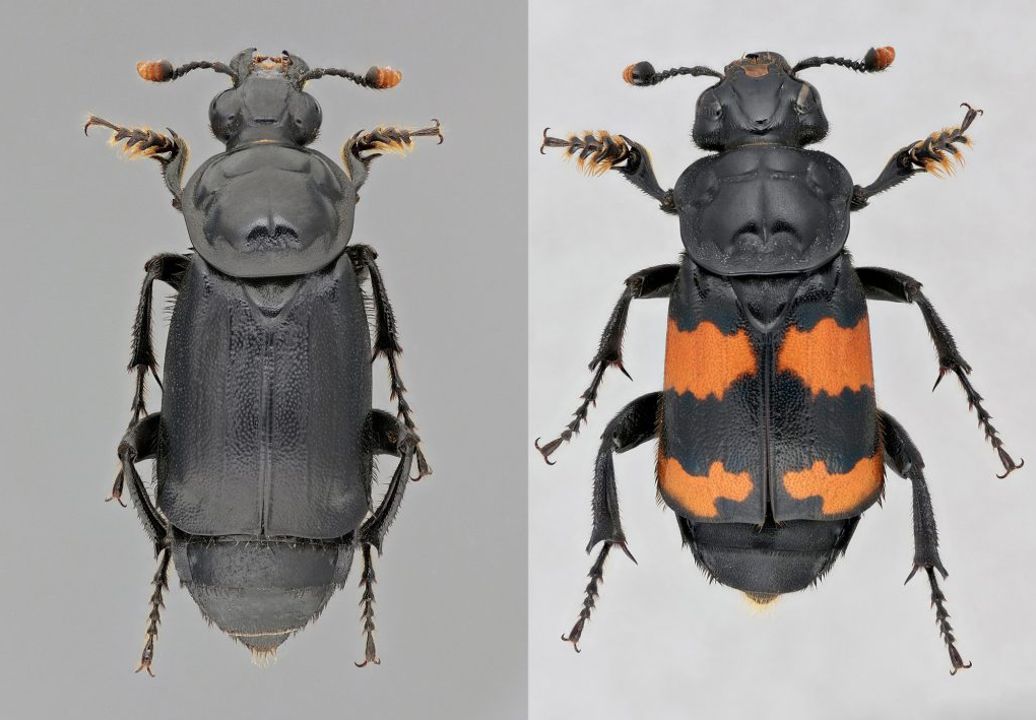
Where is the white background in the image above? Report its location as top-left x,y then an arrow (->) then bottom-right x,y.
529,1 -> 1036,717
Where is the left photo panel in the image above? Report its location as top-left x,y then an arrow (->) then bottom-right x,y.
0,2 -> 527,718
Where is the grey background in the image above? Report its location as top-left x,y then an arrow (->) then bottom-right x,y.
0,1 -> 526,718
530,1 -> 1036,718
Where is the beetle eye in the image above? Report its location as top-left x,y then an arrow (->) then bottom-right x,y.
794,83 -> 815,115
701,98 -> 723,122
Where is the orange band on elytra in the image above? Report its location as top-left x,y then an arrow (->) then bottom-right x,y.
658,456 -> 754,518
664,320 -> 757,401
782,454 -> 884,516
777,317 -> 874,397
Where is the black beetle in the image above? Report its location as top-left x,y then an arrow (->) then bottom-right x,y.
536,47 -> 1021,673
86,48 -> 442,673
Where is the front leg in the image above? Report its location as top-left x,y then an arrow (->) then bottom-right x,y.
84,116 -> 189,208
540,130 -> 676,213
851,103 -> 981,210
858,266 -> 1021,477
535,264 -> 678,464
345,120 -> 443,167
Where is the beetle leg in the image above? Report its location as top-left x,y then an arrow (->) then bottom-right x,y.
359,422 -> 416,555
347,119 -> 443,164
851,104 -> 980,210
354,418 -> 416,667
859,266 -> 1022,477
562,393 -> 660,652
540,129 -> 676,213
84,116 -> 189,206
113,414 -> 175,675
880,410 -> 972,675
541,129 -> 632,175
354,543 -> 381,667
347,244 -> 431,478
880,412 -> 948,580
112,255 -> 188,504
562,542 -> 612,653
135,543 -> 171,677
124,254 -> 191,431
112,414 -> 165,539
587,392 -> 660,551
536,265 -> 678,464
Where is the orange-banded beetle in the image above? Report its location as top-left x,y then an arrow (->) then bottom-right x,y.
537,47 -> 1020,674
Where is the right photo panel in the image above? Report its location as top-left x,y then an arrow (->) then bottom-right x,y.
529,1 -> 1036,717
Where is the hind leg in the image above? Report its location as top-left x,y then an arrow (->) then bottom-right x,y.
113,414 -> 173,676
114,414 -> 165,541
563,392 -> 660,651
880,410 -> 971,675
355,411 -> 417,667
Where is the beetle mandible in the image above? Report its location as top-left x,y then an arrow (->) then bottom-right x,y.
536,47 -> 1021,673
86,48 -> 442,673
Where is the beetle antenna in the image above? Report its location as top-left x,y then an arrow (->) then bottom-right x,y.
622,61 -> 723,86
137,59 -> 238,84
792,46 -> 895,74
299,66 -> 402,89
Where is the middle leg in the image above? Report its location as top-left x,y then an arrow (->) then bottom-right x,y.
107,254 -> 189,506
126,254 -> 190,426
347,245 -> 431,479
859,266 -> 1021,477
535,265 -> 677,464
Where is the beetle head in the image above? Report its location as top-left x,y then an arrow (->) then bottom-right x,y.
623,46 -> 894,151
134,48 -> 402,150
